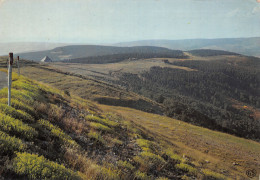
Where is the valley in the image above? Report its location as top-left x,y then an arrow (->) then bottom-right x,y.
29,49 -> 260,141
1,0 -> 259,179
0,46 -> 259,179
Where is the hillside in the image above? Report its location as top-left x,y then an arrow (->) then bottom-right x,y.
0,70 -> 259,179
39,52 -> 260,142
62,51 -> 186,64
0,72 -> 174,179
61,49 -> 240,64
17,45 -> 185,61
0,58 -> 163,115
114,56 -> 260,140
115,37 -> 260,57
5,38 -> 260,61
187,49 -> 240,57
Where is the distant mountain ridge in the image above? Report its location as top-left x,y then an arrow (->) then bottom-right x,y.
10,37 -> 260,61
62,49 -> 241,64
0,42 -> 69,56
187,49 -> 240,56
17,45 -> 183,61
115,37 -> 260,57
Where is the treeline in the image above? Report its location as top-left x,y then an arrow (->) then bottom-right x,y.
115,59 -> 260,140
188,49 -> 239,56
62,51 -> 187,64
168,60 -> 259,101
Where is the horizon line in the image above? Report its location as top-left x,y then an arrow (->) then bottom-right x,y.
1,36 -> 259,45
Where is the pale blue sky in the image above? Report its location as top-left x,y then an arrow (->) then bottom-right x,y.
0,0 -> 259,43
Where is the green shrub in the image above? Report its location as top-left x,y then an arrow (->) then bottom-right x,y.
135,170 -> 151,180
0,103 -> 34,122
0,98 -> 35,117
0,88 -> 34,104
136,139 -> 155,152
38,119 -> 78,147
12,152 -> 81,179
12,78 -> 43,98
37,82 -> 64,97
157,177 -> 169,180
202,169 -> 226,180
117,160 -> 135,171
88,131 -> 105,144
85,115 -> 118,127
0,113 -> 37,140
100,167 -> 120,180
175,163 -> 197,176
164,149 -> 182,163
110,137 -> 123,145
0,130 -> 26,154
89,122 -> 112,132
181,175 -> 190,180
134,151 -> 165,171
12,79 -> 40,93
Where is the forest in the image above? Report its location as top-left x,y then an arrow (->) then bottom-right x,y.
187,49 -> 240,56
115,58 -> 260,140
62,51 -> 187,64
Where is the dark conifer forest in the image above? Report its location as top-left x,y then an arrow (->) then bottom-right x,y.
116,58 -> 260,140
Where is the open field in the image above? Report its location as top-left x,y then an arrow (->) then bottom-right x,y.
47,53 -> 251,82
50,58 -> 195,81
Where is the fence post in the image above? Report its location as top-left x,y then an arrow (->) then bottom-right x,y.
17,56 -> 20,75
8,52 -> 13,106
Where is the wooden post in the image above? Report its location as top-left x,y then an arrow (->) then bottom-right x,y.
8,53 -> 13,106
17,56 -> 20,75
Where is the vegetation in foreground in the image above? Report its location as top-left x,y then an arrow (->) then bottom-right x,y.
0,55 -> 259,179
0,70 -> 254,179
0,71 -> 238,180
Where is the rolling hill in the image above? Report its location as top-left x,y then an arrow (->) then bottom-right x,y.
115,37 -> 260,57
17,45 -> 185,61
40,50 -> 260,142
4,37 -> 260,61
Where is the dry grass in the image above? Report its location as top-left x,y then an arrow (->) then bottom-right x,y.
99,104 -> 260,179
18,64 -> 145,102
51,58 -> 195,78
13,61 -> 162,115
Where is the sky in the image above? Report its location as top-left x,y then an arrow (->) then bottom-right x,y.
0,0 -> 259,44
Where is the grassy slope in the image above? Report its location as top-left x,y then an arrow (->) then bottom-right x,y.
0,72 -> 177,179
0,71 -> 241,180
0,57 -> 259,179
100,105 -> 260,179
5,59 -> 162,114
